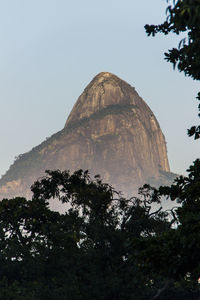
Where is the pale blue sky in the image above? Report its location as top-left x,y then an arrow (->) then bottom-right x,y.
0,0 -> 199,178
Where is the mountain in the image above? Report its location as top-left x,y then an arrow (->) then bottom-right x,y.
0,72 -> 176,199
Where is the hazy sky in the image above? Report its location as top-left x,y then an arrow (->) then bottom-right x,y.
0,0 -> 199,178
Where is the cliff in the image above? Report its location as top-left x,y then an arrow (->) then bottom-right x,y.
0,72 -> 176,199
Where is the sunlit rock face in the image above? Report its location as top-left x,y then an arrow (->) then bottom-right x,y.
0,72 -> 175,200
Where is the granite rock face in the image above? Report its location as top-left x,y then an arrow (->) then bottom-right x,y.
0,72 -> 175,199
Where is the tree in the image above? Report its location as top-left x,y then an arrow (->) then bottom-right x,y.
0,195 -> 82,299
145,0 -> 200,139
0,169 -> 182,299
1,168 -> 199,299
30,169 -> 168,299
134,159 -> 200,298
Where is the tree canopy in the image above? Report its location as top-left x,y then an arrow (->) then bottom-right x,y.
0,167 -> 200,299
145,0 -> 200,139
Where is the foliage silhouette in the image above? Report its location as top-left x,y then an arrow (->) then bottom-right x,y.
0,168 -> 200,299
145,0 -> 200,139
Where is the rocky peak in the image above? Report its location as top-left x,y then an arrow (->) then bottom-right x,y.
65,72 -> 136,128
0,72 -> 176,200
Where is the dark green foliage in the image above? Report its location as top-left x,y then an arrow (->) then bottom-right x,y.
1,165 -> 200,299
145,0 -> 200,80
145,0 -> 200,139
134,159 -> 200,298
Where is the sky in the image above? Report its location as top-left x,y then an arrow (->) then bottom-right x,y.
0,0 -> 199,178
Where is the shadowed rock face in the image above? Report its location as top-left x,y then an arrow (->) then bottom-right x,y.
0,72 -> 176,199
